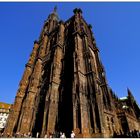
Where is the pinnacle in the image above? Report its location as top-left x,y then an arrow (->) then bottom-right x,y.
53,6 -> 57,13
46,6 -> 59,22
73,8 -> 83,14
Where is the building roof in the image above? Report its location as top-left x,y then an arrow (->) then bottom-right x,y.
0,102 -> 11,109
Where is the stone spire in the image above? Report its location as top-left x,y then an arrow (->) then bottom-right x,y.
54,6 -> 57,13
127,88 -> 134,98
47,6 -> 59,22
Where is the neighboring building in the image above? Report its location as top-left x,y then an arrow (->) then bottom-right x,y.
0,102 -> 11,132
114,89 -> 140,135
3,8 -> 140,138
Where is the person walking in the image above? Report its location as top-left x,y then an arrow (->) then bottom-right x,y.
60,132 -> 66,138
61,133 -> 66,138
71,131 -> 75,138
44,133 -> 48,138
36,132 -> 39,138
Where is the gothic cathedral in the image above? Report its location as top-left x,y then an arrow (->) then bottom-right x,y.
3,8 -> 140,138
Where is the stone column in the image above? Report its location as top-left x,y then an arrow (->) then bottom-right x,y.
92,52 -> 106,136
16,34 -> 49,134
29,34 -> 49,133
74,34 -> 91,137
3,41 -> 39,136
72,52 -> 81,132
41,22 -> 65,136
82,35 -> 100,135
17,58 -> 42,133
45,48 -> 63,134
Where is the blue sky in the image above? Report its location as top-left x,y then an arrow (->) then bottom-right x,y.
0,2 -> 140,105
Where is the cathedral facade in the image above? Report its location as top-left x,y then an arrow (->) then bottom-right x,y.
3,8 -> 140,138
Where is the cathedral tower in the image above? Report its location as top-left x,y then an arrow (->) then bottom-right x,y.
4,8 -> 140,138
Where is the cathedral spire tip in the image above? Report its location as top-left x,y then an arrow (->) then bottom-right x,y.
47,6 -> 59,22
53,6 -> 57,13
127,87 -> 131,92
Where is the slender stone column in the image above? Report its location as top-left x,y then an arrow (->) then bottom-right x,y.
29,34 -> 49,133
45,48 -> 63,134
3,41 -> 39,136
89,48 -> 105,135
72,52 -> 81,132
41,22 -> 65,136
17,58 -> 42,133
16,34 -> 50,134
73,33 -> 91,137
82,35 -> 101,134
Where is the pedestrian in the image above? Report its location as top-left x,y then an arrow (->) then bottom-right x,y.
49,134 -> 53,138
36,132 -> 39,138
71,131 -> 75,138
44,133 -> 48,138
60,132 -> 63,138
61,133 -> 66,138
23,133 -> 27,138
